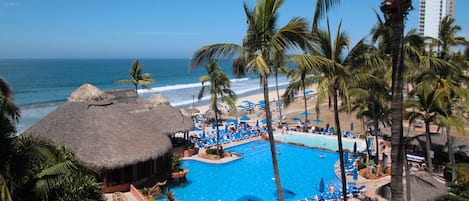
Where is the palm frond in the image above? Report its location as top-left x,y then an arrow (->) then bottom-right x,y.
189,44 -> 242,70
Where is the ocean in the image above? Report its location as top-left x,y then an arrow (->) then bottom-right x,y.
0,58 -> 289,133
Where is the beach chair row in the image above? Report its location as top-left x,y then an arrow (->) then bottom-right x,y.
195,130 -> 266,148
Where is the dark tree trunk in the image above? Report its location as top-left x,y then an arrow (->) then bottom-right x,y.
371,96 -> 380,163
447,127 -> 456,182
333,86 -> 347,201
275,71 -> 283,126
214,105 -> 221,157
302,77 -> 308,132
263,76 -> 284,200
389,1 -> 406,199
424,120 -> 433,174
404,143 -> 412,201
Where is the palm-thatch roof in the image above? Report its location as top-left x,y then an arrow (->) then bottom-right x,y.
378,172 -> 447,201
406,132 -> 469,157
69,83 -> 108,102
146,93 -> 170,108
180,107 -> 200,117
24,84 -> 174,169
131,93 -> 194,135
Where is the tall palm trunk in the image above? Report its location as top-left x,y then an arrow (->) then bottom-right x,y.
214,105 -> 221,156
263,76 -> 284,200
446,127 -> 456,182
362,118 -> 371,163
275,70 -> 283,126
424,120 -> 433,174
389,1 -> 406,199
404,142 -> 412,201
371,97 -> 380,163
302,77 -> 308,132
333,86 -> 347,201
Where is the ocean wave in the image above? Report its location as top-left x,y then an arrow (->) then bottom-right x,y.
138,77 -> 251,94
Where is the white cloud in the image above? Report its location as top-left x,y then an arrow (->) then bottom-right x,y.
2,2 -> 18,7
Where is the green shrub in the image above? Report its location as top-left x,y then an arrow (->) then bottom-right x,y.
357,162 -> 367,170
170,153 -> 182,172
206,148 -> 224,156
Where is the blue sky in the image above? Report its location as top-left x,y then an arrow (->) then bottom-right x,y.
0,0 -> 468,59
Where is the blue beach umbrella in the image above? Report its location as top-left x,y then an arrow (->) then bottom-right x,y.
312,119 -> 324,123
240,115 -> 251,121
261,119 -> 274,124
319,178 -> 325,193
290,117 -> 301,121
300,111 -> 311,116
243,100 -> 254,105
226,119 -> 237,124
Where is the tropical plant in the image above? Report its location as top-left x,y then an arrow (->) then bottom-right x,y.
380,1 -> 413,200
190,1 -> 311,199
0,77 -> 20,201
307,20 -> 387,200
114,60 -> 156,92
404,84 -> 446,174
438,16 -> 467,60
197,59 -> 237,156
282,59 -> 320,131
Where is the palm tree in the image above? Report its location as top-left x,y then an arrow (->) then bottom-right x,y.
8,136 -> 102,201
0,77 -> 20,201
380,1 -> 413,199
297,20 -> 381,200
114,60 -> 156,92
438,16 -> 467,60
282,60 -> 320,132
190,1 -> 311,199
197,60 -> 237,156
403,84 -> 446,174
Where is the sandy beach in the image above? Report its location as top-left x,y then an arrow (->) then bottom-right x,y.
195,87 -> 367,136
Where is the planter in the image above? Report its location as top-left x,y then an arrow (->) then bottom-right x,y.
171,168 -> 189,179
183,149 -> 194,157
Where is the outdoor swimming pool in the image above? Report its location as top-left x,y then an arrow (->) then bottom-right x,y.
161,141 -> 340,201
274,133 -> 366,152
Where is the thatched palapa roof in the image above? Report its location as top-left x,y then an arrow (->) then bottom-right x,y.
131,93 -> 194,135
69,83 -> 108,102
24,84 -> 182,169
378,172 -> 447,201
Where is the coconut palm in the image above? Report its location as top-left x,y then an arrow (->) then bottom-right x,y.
379,1 -> 413,199
403,84 -> 447,174
114,60 -> 156,92
438,16 -> 467,60
282,60 -> 319,131
436,106 -> 467,183
0,77 -> 20,201
300,20 -> 382,200
190,1 -> 311,199
197,60 -> 237,156
8,136 -> 102,201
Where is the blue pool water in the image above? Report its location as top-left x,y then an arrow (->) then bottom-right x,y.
164,141 -> 340,201
274,133 -> 366,152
